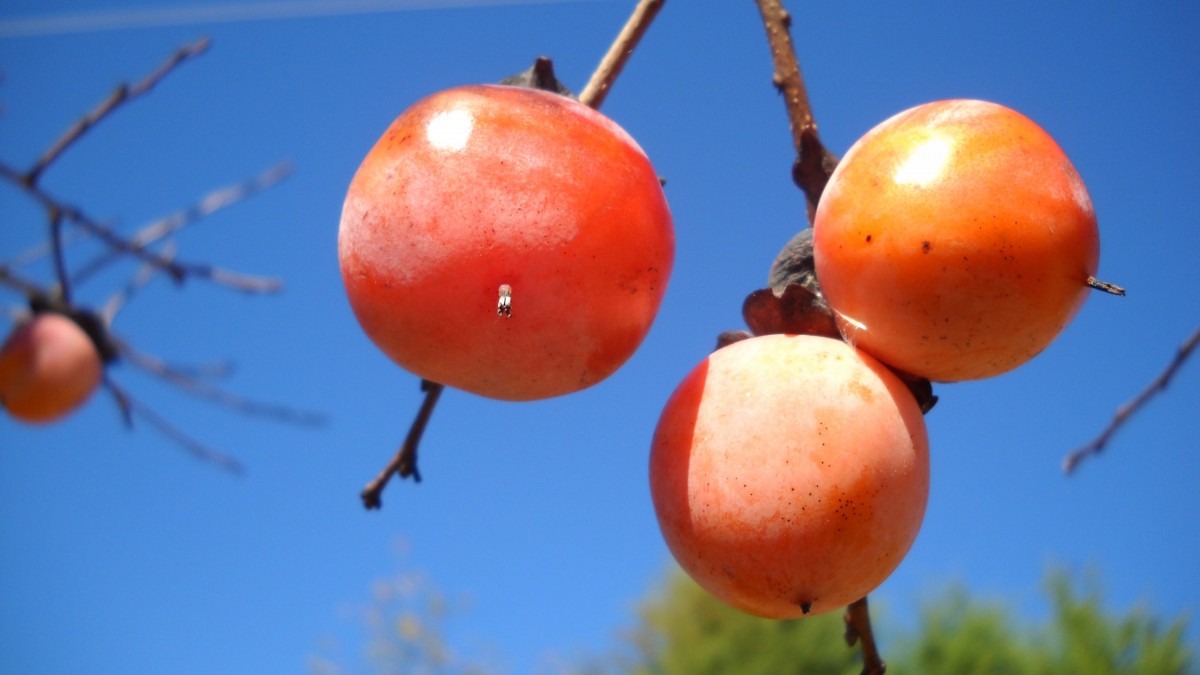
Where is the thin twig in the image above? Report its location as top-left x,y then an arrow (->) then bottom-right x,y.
1063,326 -> 1199,474
101,242 -> 177,323
0,161 -> 282,293
118,340 -> 326,427
578,0 -> 666,109
24,37 -> 211,186
752,0 -> 838,221
844,597 -> 886,675
73,161 -> 292,285
361,380 -> 444,510
104,376 -> 245,474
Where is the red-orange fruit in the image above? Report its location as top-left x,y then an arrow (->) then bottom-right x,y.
650,334 -> 929,618
813,99 -> 1100,381
0,313 -> 103,423
339,85 -> 674,400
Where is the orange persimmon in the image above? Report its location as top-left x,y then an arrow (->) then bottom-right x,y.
813,99 -> 1100,381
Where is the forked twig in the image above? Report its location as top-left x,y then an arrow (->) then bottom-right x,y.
24,37 -> 211,186
73,161 -> 292,285
752,0 -> 838,220
578,0 -> 666,109
118,341 -> 326,427
1063,326 -> 1199,474
361,380 -> 444,510
104,377 -> 245,474
0,161 -> 282,293
844,597 -> 886,675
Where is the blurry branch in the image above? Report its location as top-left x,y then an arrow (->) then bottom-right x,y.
752,0 -> 838,222
0,161 -> 283,293
118,341 -> 327,427
844,597 -> 886,675
72,161 -> 292,286
22,37 -> 210,186
1063,325 -> 1199,474
578,0 -> 666,109
104,376 -> 245,474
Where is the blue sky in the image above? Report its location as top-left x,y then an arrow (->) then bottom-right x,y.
1,1 -> 1198,673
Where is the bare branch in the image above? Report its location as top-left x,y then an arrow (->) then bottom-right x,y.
361,380 -> 444,510
752,0 -> 838,221
0,161 -> 283,293
100,242 -> 177,323
103,376 -> 244,474
844,597 -> 886,675
1063,326 -> 1200,474
73,161 -> 292,285
24,37 -> 211,185
118,340 -> 326,427
578,0 -> 666,109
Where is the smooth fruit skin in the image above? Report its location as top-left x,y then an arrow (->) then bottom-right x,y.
813,99 -> 1100,382
339,85 -> 674,401
0,313 -> 103,423
650,334 -> 929,618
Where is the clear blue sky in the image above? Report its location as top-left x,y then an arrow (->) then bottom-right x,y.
1,1 -> 1197,673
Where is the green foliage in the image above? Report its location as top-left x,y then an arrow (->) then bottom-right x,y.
626,570 -> 859,675
626,568 -> 1195,675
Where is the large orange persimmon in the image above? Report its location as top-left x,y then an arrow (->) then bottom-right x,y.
813,99 -> 1100,382
339,85 -> 674,400
0,313 -> 103,423
650,334 -> 929,618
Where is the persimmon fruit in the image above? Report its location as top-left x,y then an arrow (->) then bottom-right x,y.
0,312 -> 103,424
649,334 -> 929,618
813,99 -> 1101,381
339,85 -> 674,400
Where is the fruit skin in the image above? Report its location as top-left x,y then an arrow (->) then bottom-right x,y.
813,99 -> 1100,382
0,313 -> 104,423
650,334 -> 929,618
339,85 -> 674,401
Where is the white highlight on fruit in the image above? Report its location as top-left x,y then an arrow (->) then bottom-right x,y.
426,108 -> 474,152
893,136 -> 952,187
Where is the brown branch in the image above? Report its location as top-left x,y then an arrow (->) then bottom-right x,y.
752,0 -> 838,221
117,340 -> 326,427
24,37 -> 211,186
0,161 -> 282,293
73,161 -> 292,285
1063,325 -> 1199,474
578,0 -> 666,109
361,380 -> 444,510
103,376 -> 245,474
844,597 -> 886,675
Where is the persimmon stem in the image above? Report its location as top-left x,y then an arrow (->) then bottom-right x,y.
844,596 -> 887,675
578,0 -> 666,110
752,0 -> 838,221
1087,276 -> 1126,296
361,380 -> 445,510
1063,325 -> 1199,474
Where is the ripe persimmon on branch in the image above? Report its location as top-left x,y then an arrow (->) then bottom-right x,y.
0,38 -> 323,470
355,0 -> 670,511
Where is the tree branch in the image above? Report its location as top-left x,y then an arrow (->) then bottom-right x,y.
844,596 -> 886,675
752,0 -> 838,221
24,37 -> 211,186
1063,325 -> 1199,474
578,0 -> 666,109
361,380 -> 444,510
